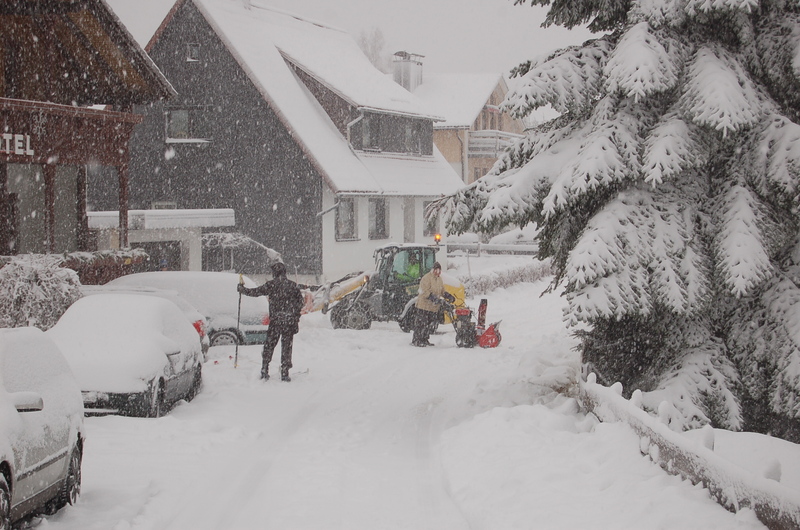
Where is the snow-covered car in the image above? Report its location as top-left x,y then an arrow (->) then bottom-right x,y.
0,327 -> 84,528
47,294 -> 204,417
106,271 -> 270,346
80,284 -> 211,361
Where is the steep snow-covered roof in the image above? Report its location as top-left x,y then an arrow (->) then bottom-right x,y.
357,149 -> 461,196
413,73 -> 504,128
108,0 -> 460,196
248,7 -> 437,118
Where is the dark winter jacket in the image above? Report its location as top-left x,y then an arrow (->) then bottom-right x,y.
240,276 -> 304,332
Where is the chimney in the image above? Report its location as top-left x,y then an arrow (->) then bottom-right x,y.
393,51 -> 424,92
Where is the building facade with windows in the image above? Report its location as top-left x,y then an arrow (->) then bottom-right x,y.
407,67 -> 526,185
0,0 -> 173,258
108,0 -> 461,281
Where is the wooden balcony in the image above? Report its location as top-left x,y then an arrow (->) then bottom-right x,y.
468,130 -> 524,158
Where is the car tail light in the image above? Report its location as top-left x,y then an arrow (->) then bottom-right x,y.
193,320 -> 206,338
263,314 -> 270,325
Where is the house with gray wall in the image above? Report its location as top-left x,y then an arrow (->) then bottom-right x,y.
107,0 -> 462,282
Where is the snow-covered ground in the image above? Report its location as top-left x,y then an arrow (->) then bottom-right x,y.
33,256 -> 790,529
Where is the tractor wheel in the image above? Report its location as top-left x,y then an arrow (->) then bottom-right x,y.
330,301 -> 371,330
330,302 -> 347,329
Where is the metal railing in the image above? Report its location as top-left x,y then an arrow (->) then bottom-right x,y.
446,242 -> 538,256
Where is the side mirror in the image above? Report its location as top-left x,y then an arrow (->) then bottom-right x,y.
12,391 -> 43,413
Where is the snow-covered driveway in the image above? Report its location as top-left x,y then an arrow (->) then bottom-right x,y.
40,278 -> 760,530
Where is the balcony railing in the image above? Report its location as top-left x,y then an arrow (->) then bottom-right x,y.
468,130 -> 524,158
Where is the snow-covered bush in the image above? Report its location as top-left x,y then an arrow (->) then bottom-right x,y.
438,0 -> 800,436
0,254 -> 81,330
459,259 -> 552,297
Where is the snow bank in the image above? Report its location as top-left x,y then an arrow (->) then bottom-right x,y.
581,374 -> 800,529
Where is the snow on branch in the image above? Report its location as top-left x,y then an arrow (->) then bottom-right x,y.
542,98 -> 641,217
604,22 -> 682,102
629,0 -> 688,28
643,114 -> 706,186
564,190 -> 653,324
685,0 -> 759,16
642,339 -> 743,431
679,46 -> 762,137
503,38 -> 614,118
440,120 -> 586,234
754,114 -> 800,200
714,185 -> 773,297
648,199 -> 693,313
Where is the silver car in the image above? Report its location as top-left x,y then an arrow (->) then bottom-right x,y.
48,294 -> 204,418
0,327 -> 85,528
80,284 -> 211,361
107,271 -> 270,346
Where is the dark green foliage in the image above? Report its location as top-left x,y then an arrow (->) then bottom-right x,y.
513,0 -> 631,32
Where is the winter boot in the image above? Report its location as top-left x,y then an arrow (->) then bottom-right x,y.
261,368 -> 269,381
281,370 -> 291,382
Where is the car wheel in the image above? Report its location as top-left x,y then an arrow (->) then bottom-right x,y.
58,447 -> 82,508
187,366 -> 202,401
0,475 -> 10,530
210,330 -> 239,346
148,380 -> 166,418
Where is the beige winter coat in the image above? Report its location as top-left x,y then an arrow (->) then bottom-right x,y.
416,270 -> 445,313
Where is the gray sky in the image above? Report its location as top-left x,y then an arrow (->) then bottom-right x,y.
110,0 -> 595,77
262,0 -> 595,75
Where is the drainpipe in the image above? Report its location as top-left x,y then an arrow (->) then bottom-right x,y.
316,201 -> 340,217
346,113 -> 364,146
456,129 -> 466,183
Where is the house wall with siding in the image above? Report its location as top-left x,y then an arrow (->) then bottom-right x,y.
124,0 -> 323,275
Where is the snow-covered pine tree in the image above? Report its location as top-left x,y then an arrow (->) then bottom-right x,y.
439,0 -> 800,437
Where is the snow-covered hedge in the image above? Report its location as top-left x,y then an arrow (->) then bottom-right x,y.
0,254 -> 82,330
581,374 -> 800,530
458,259 -> 552,298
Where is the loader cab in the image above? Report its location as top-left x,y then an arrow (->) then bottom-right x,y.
369,245 -> 438,319
374,245 -> 436,288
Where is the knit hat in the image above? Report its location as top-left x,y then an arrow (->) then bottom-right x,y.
271,262 -> 287,276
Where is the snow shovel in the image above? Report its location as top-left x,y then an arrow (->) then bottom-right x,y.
234,274 -> 243,368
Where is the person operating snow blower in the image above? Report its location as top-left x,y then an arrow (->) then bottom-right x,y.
238,262 -> 304,381
412,262 -> 454,347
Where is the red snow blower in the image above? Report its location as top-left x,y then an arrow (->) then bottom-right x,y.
447,298 -> 502,348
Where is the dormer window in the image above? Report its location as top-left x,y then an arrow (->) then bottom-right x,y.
362,114 -> 381,151
186,43 -> 200,62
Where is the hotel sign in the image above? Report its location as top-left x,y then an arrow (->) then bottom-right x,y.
1,133 -> 34,156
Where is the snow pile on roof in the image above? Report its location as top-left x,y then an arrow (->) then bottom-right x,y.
245,3 -> 435,118
413,73 -> 503,128
88,209 -> 235,230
